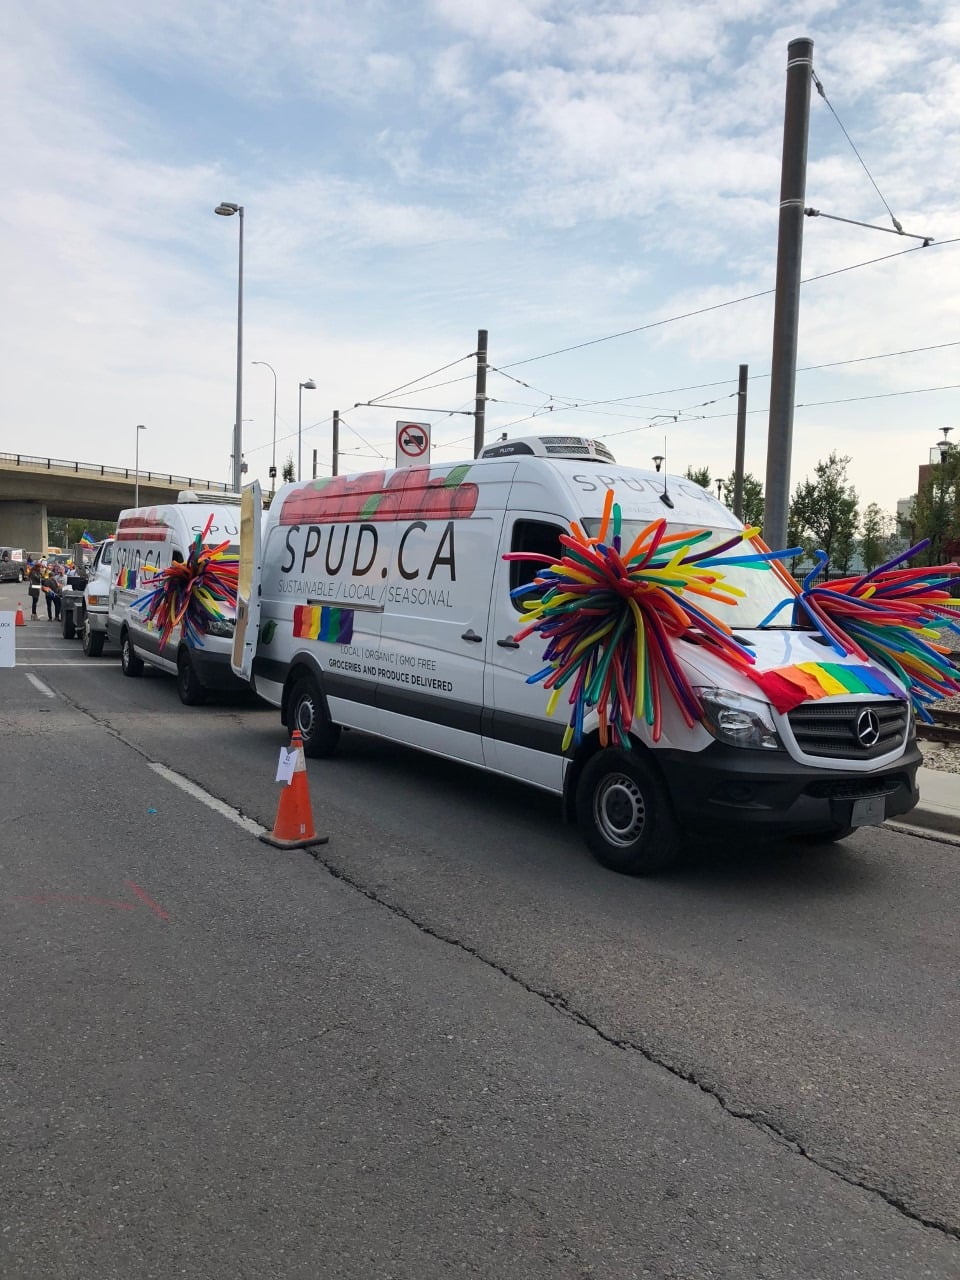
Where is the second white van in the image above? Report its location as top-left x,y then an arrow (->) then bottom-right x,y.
108,491 -> 244,704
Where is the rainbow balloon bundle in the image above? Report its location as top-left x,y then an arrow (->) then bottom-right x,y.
506,491 -> 792,749
133,521 -> 239,650
754,543 -> 960,720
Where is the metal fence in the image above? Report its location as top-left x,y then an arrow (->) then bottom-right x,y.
0,451 -> 229,492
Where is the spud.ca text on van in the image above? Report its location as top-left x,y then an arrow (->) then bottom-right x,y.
278,520 -> 457,607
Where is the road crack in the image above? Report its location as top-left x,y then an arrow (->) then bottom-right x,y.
310,847 -> 960,1244
50,683 -> 960,1241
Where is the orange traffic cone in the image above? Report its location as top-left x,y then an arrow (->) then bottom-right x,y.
15,603 -> 25,627
259,729 -> 329,851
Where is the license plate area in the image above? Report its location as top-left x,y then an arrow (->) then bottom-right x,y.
851,795 -> 886,827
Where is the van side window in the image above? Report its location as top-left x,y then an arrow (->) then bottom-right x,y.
509,520 -> 565,602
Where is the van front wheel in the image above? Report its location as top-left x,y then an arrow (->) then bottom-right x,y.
576,749 -> 680,875
177,648 -> 207,706
120,630 -> 144,677
82,621 -> 104,657
288,675 -> 341,758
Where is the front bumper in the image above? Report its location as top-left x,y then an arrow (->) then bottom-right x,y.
655,739 -> 921,835
189,644 -> 245,692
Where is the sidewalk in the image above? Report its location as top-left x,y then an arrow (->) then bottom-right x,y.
892,766 -> 960,840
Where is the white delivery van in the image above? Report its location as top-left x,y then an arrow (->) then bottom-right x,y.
108,492 -> 244,704
236,437 -> 921,873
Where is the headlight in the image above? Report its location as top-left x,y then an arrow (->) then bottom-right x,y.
696,687 -> 782,751
204,617 -> 234,637
87,594 -> 103,606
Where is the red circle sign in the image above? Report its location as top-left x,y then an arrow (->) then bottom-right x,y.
398,424 -> 429,458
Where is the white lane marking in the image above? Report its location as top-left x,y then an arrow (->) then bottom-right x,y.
149,762 -> 265,837
25,673 -> 56,698
19,662 -> 114,667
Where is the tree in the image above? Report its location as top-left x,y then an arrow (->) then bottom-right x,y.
913,442 -> 960,566
722,472 -> 764,529
281,454 -> 296,483
858,503 -> 893,572
683,466 -> 711,489
47,517 -> 115,548
788,452 -> 859,574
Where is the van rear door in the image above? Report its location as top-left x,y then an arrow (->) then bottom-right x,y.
232,481 -> 262,682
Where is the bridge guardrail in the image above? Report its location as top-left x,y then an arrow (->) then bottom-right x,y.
0,452 -> 229,492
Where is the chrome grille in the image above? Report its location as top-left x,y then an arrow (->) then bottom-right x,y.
787,700 -> 908,761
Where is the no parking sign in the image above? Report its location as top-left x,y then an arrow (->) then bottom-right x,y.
395,421 -> 431,469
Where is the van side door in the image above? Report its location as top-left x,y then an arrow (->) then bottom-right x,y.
484,514 -> 568,793
371,461 -> 515,767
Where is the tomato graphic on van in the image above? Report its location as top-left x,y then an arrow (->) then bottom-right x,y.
279,465 -> 479,525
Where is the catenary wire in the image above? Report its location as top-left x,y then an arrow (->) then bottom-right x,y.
811,68 -> 903,232
498,240 -> 957,371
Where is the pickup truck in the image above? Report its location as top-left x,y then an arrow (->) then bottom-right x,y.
61,538 -> 114,655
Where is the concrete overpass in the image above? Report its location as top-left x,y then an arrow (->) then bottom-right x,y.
0,451 -> 231,551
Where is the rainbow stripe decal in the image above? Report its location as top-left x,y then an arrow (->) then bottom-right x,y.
745,661 -> 905,714
293,604 -> 354,644
117,565 -> 138,590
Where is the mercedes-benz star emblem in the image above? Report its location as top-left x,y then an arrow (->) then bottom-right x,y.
856,708 -> 881,748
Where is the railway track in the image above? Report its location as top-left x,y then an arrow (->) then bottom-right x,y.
917,706 -> 960,746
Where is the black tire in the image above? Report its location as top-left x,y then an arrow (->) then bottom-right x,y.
120,629 -> 144,677
62,611 -> 76,640
287,674 -> 341,758
575,748 -> 681,875
177,648 -> 207,706
82,621 -> 105,657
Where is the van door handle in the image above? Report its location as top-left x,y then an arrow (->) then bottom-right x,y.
461,629 -> 483,643
497,636 -> 520,649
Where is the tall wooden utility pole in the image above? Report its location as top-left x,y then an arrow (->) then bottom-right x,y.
733,364 -> 748,522
763,36 -> 813,550
473,329 -> 488,457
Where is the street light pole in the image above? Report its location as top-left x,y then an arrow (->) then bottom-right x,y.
298,379 -> 316,481
215,202 -> 244,492
252,361 -> 278,495
134,424 -> 147,508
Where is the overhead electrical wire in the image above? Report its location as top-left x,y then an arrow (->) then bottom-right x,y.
498,240 -> 957,371
364,352 -> 477,405
487,339 -> 960,419
811,68 -> 904,234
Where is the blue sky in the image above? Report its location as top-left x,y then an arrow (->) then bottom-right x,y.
2,0 -> 958,516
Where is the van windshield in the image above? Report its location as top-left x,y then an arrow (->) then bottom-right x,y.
580,520 -> 802,630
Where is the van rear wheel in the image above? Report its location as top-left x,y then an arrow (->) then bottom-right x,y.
120,630 -> 144,677
576,749 -> 680,875
177,648 -> 207,706
288,675 -> 341,758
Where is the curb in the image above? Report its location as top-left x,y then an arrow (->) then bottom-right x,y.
887,804 -> 960,844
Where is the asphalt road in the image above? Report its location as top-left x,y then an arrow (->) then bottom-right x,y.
2,583 -> 959,1278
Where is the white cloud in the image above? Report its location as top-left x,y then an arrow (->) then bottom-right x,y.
1,0 -> 958,520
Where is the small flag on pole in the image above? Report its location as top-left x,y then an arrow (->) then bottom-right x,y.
79,531 -> 96,547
